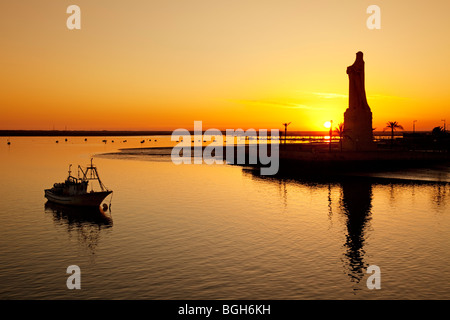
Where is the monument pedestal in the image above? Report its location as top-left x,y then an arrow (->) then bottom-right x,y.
343,107 -> 376,151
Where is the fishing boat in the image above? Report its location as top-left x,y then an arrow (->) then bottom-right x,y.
45,159 -> 112,207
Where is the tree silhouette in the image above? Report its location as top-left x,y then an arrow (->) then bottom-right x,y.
432,126 -> 445,136
334,122 -> 350,151
384,121 -> 404,147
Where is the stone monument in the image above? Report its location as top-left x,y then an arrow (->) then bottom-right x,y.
343,51 -> 376,151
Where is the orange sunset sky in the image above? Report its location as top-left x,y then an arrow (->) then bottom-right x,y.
1,1 -> 450,131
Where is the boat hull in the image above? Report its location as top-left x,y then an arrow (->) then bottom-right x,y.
44,189 -> 112,207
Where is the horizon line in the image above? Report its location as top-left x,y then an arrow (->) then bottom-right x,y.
0,129 -> 423,137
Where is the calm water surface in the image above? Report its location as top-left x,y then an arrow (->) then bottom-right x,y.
1,136 -> 450,299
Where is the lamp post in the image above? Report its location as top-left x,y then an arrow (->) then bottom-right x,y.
413,120 -> 417,134
329,120 -> 333,152
282,122 -> 291,145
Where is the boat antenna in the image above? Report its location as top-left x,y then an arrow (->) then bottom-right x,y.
77,158 -> 108,192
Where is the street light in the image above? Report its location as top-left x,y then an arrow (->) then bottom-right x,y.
413,120 -> 417,134
282,122 -> 291,145
324,120 -> 333,152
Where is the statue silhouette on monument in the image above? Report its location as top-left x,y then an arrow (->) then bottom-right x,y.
343,52 -> 376,151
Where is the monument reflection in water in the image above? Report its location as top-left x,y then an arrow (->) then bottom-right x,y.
247,170 -> 374,285
339,179 -> 372,284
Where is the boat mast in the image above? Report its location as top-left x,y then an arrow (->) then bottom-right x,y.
77,158 -> 108,191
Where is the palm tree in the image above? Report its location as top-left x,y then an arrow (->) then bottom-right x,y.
384,121 -> 403,146
432,126 -> 445,136
334,122 -> 348,151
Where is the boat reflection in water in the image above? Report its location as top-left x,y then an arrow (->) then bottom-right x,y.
45,201 -> 113,226
44,201 -> 113,256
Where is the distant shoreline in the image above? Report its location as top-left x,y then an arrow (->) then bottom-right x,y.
0,130 -> 409,137
0,130 -> 173,137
